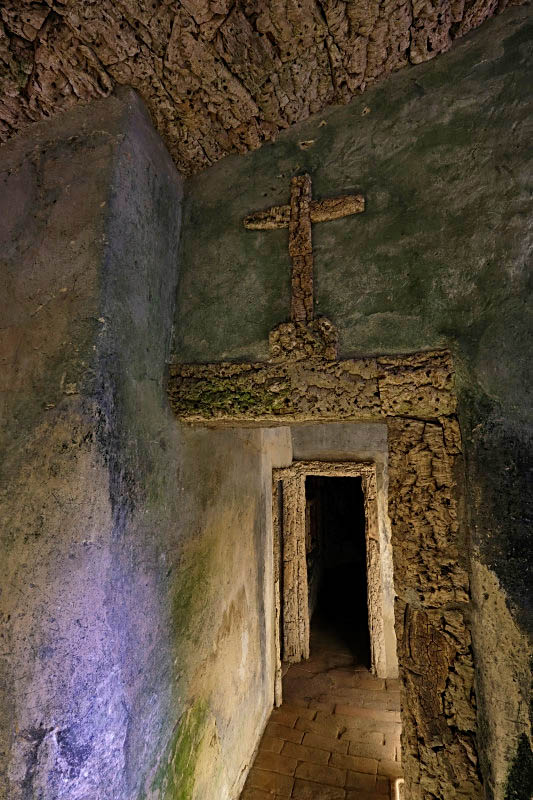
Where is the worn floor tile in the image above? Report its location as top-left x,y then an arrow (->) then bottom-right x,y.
240,619 -> 402,799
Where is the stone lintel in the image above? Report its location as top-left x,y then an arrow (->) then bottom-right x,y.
167,348 -> 456,424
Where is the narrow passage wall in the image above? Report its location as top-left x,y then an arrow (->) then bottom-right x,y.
0,90 -> 289,800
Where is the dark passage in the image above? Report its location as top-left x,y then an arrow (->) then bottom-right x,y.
305,476 -> 370,667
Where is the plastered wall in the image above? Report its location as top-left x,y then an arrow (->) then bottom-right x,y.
0,90 -> 293,800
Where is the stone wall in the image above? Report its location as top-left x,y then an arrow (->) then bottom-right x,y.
172,8 -> 533,797
0,90 -> 291,800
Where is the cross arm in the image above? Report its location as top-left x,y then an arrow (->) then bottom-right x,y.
311,194 -> 365,223
244,203 -> 291,230
244,193 -> 365,230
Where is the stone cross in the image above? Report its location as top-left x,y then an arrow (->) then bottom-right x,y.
244,174 -> 364,324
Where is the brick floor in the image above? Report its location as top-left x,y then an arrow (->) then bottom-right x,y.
240,622 -> 402,799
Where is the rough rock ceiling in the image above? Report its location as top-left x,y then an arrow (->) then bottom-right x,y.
0,0 -> 522,175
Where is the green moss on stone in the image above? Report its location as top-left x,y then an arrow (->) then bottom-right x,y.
151,700 -> 209,800
173,375 -> 293,417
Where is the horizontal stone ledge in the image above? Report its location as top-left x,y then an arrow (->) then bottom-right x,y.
167,349 -> 456,423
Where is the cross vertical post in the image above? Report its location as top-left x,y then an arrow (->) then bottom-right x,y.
288,175 -> 314,324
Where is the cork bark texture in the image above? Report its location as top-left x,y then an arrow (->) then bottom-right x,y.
168,345 -> 483,798
168,347 -> 456,423
243,193 -> 365,229
288,175 -> 314,323
0,0 -> 526,175
272,478 -> 283,707
280,472 -> 310,663
387,418 -> 480,798
362,465 -> 387,680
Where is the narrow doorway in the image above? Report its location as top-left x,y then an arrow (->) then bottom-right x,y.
272,461 -> 392,681
240,462 -> 403,799
305,476 -> 371,669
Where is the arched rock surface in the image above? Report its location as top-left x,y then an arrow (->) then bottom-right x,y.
0,0 -> 525,175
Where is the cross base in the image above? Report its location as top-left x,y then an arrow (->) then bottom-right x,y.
269,317 -> 339,362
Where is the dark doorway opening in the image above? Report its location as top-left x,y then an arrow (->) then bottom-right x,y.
305,475 -> 371,667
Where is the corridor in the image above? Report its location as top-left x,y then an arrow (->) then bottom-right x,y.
240,617 -> 403,799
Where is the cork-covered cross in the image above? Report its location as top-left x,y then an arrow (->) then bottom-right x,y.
244,174 -> 365,324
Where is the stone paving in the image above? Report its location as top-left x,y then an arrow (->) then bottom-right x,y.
240,622 -> 403,800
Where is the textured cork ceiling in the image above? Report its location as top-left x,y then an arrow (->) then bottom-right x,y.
0,0 -> 522,175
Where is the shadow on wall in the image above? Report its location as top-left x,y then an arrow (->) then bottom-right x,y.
505,734 -> 533,800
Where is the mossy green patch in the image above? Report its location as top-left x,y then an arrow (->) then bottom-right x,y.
172,375 -> 294,418
151,700 -> 209,800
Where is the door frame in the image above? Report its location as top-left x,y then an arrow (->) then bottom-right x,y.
272,460 -> 388,704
